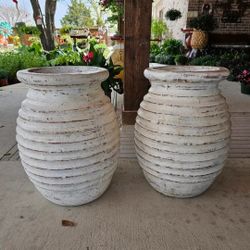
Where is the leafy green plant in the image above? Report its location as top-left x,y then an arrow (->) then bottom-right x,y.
48,45 -> 83,66
0,68 -> 8,79
59,25 -> 73,35
83,42 -> 123,97
189,14 -> 217,31
161,39 -> 183,55
154,54 -> 175,65
151,19 -> 167,40
19,51 -> 48,70
165,9 -> 182,21
150,39 -> 184,64
189,55 -> 218,66
189,50 -> 250,81
175,55 -> 188,65
0,52 -> 21,83
0,48 -> 48,84
16,24 -> 41,36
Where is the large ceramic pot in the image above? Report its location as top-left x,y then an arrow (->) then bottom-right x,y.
16,66 -> 120,206
135,66 -> 231,198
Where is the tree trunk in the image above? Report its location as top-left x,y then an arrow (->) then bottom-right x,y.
30,0 -> 57,51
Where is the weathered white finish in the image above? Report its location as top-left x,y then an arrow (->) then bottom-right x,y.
135,66 -> 231,198
16,66 -> 120,206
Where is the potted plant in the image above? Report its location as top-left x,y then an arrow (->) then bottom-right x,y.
237,69 -> 250,95
0,69 -> 8,86
175,55 -> 188,65
189,14 -> 217,49
165,9 -> 182,21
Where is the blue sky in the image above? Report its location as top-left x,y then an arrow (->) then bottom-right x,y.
1,0 -> 72,27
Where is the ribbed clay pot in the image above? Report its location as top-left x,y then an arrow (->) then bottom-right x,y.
135,66 -> 231,198
16,66 -> 120,206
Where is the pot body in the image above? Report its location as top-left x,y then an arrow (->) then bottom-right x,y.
16,66 -> 120,206
135,66 -> 231,198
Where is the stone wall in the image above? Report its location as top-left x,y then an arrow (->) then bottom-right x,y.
152,0 -> 189,41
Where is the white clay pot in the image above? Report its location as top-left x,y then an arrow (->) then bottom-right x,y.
16,66 -> 120,206
135,66 -> 231,198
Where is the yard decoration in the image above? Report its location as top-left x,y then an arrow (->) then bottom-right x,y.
135,66 -> 231,198
16,66 -> 120,206
0,22 -> 12,46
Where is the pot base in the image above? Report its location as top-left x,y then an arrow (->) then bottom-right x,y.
143,171 -> 216,198
36,177 -> 113,206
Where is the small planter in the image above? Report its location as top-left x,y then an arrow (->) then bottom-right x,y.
241,82 -> 250,95
16,66 -> 120,206
20,34 -> 32,46
0,79 -> 8,87
191,30 -> 208,49
135,66 -> 231,198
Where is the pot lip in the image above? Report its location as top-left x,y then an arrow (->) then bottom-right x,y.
17,66 -> 109,86
145,65 -> 230,81
18,66 -> 108,76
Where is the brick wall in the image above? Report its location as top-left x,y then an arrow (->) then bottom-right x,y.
188,0 -> 250,34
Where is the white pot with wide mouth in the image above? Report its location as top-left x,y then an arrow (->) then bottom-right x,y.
135,66 -> 231,198
16,66 -> 120,206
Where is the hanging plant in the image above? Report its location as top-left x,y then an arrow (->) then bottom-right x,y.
165,9 -> 182,21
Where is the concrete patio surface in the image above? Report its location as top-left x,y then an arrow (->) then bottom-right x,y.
0,159 -> 250,250
0,82 -> 250,249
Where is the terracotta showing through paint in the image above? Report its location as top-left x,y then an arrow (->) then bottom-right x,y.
16,66 -> 120,206
135,66 -> 231,198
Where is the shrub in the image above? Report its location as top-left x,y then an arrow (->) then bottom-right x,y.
151,19 -> 168,40
161,39 -> 184,55
189,55 -> 218,66
0,49 -> 48,84
189,50 -> 250,81
0,52 -> 20,83
175,55 -> 188,65
0,68 -> 8,79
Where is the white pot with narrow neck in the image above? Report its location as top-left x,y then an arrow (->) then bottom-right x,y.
16,66 -> 120,206
135,66 -> 231,198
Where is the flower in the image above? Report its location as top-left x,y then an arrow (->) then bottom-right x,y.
237,69 -> 250,85
83,51 -> 94,64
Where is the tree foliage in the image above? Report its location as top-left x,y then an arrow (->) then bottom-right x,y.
61,0 -> 94,28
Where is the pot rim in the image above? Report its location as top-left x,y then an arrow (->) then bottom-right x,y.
17,66 -> 109,86
144,65 -> 229,82
18,66 -> 107,76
